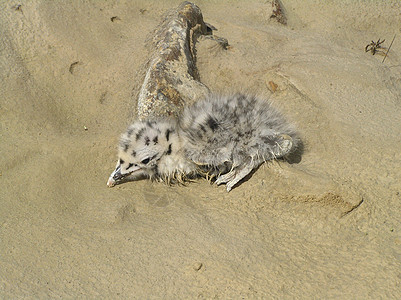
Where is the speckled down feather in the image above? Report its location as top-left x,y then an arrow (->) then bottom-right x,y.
107,93 -> 300,191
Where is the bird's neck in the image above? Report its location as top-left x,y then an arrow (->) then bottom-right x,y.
156,128 -> 197,181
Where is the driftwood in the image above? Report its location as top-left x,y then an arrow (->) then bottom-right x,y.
137,1 -> 211,120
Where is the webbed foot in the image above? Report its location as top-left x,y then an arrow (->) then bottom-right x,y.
215,162 -> 258,192
271,134 -> 293,158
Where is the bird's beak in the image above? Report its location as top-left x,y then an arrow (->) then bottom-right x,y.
107,163 -> 144,187
107,164 -> 124,187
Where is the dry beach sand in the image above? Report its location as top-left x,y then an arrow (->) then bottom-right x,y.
1,0 -> 401,298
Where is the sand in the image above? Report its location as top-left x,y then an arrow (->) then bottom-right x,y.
1,0 -> 400,298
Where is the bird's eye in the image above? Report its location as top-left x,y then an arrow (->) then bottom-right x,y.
141,158 -> 150,165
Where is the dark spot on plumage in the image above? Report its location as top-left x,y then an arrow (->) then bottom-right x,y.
237,150 -> 247,157
261,135 -> 276,145
207,116 -> 219,132
166,143 -> 172,155
127,128 -> 134,137
186,133 -> 197,143
146,120 -> 156,128
236,95 -> 246,109
119,139 -> 130,151
153,136 -> 158,145
119,159 -> 125,165
208,136 -> 219,145
126,163 -> 134,170
144,136 -> 150,146
236,93 -> 247,101
132,150 -> 136,157
244,129 -> 254,138
136,128 -> 145,141
236,131 -> 244,138
165,129 -> 172,141
199,124 -> 207,133
187,129 -> 199,142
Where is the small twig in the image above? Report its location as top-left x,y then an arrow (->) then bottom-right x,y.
382,34 -> 396,63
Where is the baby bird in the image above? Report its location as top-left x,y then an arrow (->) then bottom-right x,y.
107,93 -> 299,192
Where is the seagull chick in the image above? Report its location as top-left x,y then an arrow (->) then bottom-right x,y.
107,93 -> 300,192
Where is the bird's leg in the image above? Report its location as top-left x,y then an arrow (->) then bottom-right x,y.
215,159 -> 260,192
225,164 -> 256,192
215,169 -> 236,186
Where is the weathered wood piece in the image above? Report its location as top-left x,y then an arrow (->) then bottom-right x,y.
137,1 -> 211,120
